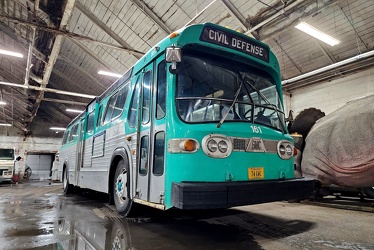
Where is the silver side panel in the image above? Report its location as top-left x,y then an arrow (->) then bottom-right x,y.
79,122 -> 127,193
59,144 -> 77,185
82,137 -> 93,168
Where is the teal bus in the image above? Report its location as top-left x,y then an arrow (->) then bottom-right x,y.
59,23 -> 316,216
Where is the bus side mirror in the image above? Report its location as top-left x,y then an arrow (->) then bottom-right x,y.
165,45 -> 182,74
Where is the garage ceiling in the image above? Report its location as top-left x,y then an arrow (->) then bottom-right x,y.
0,0 -> 373,137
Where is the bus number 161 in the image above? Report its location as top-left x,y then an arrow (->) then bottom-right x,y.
250,125 -> 262,133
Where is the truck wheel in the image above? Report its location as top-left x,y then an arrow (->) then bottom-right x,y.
113,159 -> 133,216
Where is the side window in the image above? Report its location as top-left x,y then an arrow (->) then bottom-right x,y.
86,111 -> 95,134
156,60 -> 166,119
142,71 -> 151,124
153,132 -> 165,176
103,93 -> 118,124
96,105 -> 103,127
62,130 -> 69,145
68,124 -> 78,142
139,136 -> 149,176
128,76 -> 141,128
112,84 -> 130,119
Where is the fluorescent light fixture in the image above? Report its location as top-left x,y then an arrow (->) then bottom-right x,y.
98,70 -> 122,78
0,101 -> 6,105
295,22 -> 340,46
0,49 -> 23,58
0,123 -> 12,127
66,108 -> 83,113
50,127 -> 66,131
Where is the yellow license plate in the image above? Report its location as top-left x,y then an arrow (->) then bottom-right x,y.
248,167 -> 264,179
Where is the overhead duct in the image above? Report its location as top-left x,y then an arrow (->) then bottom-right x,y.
282,50 -> 374,85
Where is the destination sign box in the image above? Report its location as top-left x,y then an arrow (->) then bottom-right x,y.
200,26 -> 269,63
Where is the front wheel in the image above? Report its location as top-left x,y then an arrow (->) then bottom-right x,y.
113,159 -> 132,216
63,168 -> 75,195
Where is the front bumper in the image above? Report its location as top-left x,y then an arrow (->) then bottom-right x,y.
171,178 -> 317,209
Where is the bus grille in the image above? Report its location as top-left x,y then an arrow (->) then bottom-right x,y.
231,137 -> 278,153
233,138 -> 246,151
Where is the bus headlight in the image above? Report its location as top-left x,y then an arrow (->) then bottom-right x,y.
218,140 -> 228,153
202,134 -> 232,158
207,139 -> 218,152
277,140 -> 294,160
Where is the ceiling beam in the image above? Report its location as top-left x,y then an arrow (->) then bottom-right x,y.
52,70 -> 99,98
28,0 -> 77,124
185,0 -> 217,27
338,3 -> 369,51
0,14 -> 145,56
70,39 -> 118,72
75,2 -> 142,60
58,55 -> 107,90
273,38 -> 303,74
220,0 -> 253,36
244,0 -> 305,35
130,0 -> 172,34
0,22 -> 46,62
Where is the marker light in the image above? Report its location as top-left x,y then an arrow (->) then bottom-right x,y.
182,139 -> 196,152
169,32 -> 179,39
294,147 -> 298,156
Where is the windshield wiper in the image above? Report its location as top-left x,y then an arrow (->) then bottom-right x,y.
216,80 -> 243,128
245,80 -> 286,133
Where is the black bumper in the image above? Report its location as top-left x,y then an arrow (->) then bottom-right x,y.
171,178 -> 317,209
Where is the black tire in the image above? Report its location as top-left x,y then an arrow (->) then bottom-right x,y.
361,187 -> 374,198
113,159 -> 133,216
63,168 -> 75,195
109,220 -> 132,250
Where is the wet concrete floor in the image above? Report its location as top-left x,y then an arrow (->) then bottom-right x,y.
0,180 -> 373,250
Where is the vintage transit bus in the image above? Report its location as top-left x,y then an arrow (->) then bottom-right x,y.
59,23 -> 316,216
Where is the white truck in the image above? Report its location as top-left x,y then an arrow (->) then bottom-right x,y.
0,148 -> 20,183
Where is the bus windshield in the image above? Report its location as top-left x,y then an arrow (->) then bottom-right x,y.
176,55 -> 285,131
0,149 -> 14,160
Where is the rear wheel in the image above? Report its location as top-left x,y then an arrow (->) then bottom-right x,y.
113,159 -> 132,216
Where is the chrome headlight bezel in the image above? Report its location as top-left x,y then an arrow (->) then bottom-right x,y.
202,134 -> 232,158
277,140 -> 294,160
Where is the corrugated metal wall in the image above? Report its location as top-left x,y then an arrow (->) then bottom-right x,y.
26,154 -> 54,180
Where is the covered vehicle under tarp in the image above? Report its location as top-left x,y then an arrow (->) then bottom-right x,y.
301,95 -> 374,187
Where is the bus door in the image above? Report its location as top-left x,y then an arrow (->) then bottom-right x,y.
136,64 -> 153,201
74,118 -> 85,184
136,57 -> 167,204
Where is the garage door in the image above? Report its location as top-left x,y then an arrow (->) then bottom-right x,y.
26,154 -> 53,180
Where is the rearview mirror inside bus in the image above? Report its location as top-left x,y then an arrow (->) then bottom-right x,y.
165,46 -> 182,74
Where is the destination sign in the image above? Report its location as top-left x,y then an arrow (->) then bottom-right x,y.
200,26 -> 269,63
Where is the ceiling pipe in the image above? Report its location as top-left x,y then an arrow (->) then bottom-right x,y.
282,50 -> 374,85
